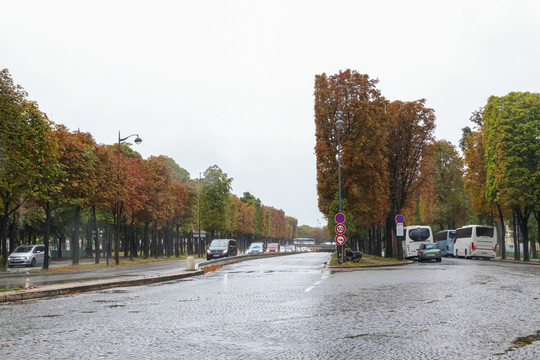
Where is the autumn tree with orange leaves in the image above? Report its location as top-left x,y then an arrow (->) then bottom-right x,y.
314,70 -> 389,252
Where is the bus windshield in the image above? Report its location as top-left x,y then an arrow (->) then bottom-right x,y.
408,228 -> 431,242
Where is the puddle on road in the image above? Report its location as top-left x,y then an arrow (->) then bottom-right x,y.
496,330 -> 540,355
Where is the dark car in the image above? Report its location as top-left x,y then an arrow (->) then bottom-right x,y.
206,239 -> 238,260
417,243 -> 442,262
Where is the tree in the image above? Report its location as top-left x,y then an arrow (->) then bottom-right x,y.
314,70 -> 389,230
385,99 -> 436,258
201,165 -> 233,239
54,126 -> 98,264
484,92 -> 540,261
0,69 -> 52,269
419,140 -> 467,230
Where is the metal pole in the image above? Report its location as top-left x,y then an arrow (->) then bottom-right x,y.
199,172 -> 202,258
336,118 -> 344,263
116,131 -> 121,265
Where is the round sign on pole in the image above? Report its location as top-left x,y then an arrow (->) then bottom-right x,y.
335,212 -> 346,224
335,223 -> 346,235
335,234 -> 346,245
395,214 -> 405,223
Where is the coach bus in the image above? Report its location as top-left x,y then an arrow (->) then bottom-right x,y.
434,230 -> 456,257
402,225 -> 434,259
454,225 -> 497,259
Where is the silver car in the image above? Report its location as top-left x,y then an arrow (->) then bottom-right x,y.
8,244 -> 50,267
247,242 -> 264,254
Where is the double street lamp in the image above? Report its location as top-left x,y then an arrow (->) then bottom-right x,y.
115,131 -> 142,266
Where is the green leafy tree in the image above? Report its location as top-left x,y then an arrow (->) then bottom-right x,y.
201,165 -> 233,239
0,69 -> 52,268
484,92 -> 540,261
419,140 -> 467,230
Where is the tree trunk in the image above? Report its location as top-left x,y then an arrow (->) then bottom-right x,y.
497,203 -> 506,259
43,202 -> 51,270
518,207 -> 530,262
513,211 -> 520,260
143,220 -> 150,259
92,206 -> 100,264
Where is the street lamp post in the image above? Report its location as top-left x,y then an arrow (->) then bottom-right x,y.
336,117 -> 344,263
116,131 -> 142,266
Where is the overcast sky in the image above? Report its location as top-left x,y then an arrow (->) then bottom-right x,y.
2,0 -> 539,227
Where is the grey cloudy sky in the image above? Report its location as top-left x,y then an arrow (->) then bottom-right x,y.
2,0 -> 539,227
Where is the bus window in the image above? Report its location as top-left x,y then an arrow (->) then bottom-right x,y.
408,228 -> 431,241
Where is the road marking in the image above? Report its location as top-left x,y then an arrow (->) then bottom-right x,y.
305,280 -> 321,293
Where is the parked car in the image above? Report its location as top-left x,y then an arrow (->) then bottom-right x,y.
266,243 -> 280,253
417,243 -> 442,262
8,244 -> 50,267
247,242 -> 264,255
206,239 -> 238,260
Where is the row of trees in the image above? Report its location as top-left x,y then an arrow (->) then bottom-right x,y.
461,92 -> 540,260
315,70 -> 538,259
0,69 -> 298,269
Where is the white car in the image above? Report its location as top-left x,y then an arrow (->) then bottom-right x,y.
247,242 -> 264,254
8,244 -> 50,267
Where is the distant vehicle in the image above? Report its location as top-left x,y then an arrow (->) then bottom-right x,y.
454,225 -> 497,259
293,238 -> 315,246
417,243 -> 442,262
280,245 -> 295,253
402,225 -> 434,259
247,242 -> 264,255
267,243 -> 280,253
434,230 -> 456,256
8,244 -> 50,267
206,239 -> 238,260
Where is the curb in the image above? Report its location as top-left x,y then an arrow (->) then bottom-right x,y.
0,270 -> 204,303
327,260 -> 414,270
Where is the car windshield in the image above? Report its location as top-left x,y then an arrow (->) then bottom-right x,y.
13,245 -> 34,253
424,244 -> 438,250
210,240 -> 228,247
250,244 -> 262,249
268,243 -> 278,248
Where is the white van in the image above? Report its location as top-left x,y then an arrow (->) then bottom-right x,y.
402,225 -> 434,259
454,225 -> 497,259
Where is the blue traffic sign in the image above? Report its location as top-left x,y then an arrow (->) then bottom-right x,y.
395,214 -> 405,223
335,212 -> 346,224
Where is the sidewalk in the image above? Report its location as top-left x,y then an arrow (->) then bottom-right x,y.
1,268 -> 204,303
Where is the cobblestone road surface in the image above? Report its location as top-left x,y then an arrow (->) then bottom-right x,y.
0,254 -> 539,359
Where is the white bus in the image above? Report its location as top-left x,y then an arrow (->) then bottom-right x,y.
454,225 -> 497,259
402,225 -> 434,259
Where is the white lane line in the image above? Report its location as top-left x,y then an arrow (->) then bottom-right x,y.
305,280 -> 322,293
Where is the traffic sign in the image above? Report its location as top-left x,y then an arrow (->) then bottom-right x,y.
395,214 -> 405,223
335,234 -> 346,245
335,212 -> 346,224
335,223 -> 346,235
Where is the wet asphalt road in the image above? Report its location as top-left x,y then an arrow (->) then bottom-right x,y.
0,253 -> 539,359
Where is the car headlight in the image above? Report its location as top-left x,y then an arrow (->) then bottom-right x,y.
207,249 -> 211,254
223,249 -> 228,254
7,256 -> 11,260
25,256 -> 30,260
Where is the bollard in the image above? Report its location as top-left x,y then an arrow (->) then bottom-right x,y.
186,257 -> 195,271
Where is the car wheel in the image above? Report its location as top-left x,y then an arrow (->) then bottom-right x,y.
30,258 -> 36,267
437,258 -> 441,262
418,257 -> 422,262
